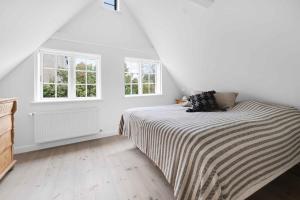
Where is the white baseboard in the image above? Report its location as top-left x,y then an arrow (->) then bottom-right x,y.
14,131 -> 118,154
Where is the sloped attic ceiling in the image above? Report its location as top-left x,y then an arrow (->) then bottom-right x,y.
52,0 -> 155,54
125,0 -> 300,108
0,0 -> 95,80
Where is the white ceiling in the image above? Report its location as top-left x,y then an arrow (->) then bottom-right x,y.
1,0 -> 300,107
124,0 -> 300,108
0,0 -> 95,80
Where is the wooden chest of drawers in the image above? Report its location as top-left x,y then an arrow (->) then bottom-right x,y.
0,98 -> 17,180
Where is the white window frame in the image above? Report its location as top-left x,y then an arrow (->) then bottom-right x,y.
124,57 -> 162,97
34,48 -> 101,103
103,0 -> 120,11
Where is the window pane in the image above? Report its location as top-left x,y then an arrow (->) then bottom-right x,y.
142,63 -> 156,74
142,74 -> 149,83
132,84 -> 139,94
149,74 -> 155,83
150,84 -> 156,94
87,85 -> 96,97
104,0 -> 117,10
57,56 -> 70,69
105,0 -> 115,5
124,73 -> 131,84
57,70 -> 68,84
132,73 -> 139,83
125,85 -> 131,95
76,85 -> 86,97
43,54 -> 56,68
124,61 -> 140,96
43,84 -> 55,98
87,59 -> 97,71
43,69 -> 55,83
87,72 -> 96,84
125,62 -> 139,74
124,59 -> 161,96
39,50 -> 100,100
76,71 -> 86,84
76,58 -> 86,70
57,85 -> 68,98
143,84 -> 150,94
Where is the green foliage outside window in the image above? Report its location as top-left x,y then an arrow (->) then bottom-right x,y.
124,73 -> 131,84
124,69 -> 140,95
76,85 -> 86,97
41,52 -> 98,99
57,85 -> 68,97
76,71 -> 86,84
150,84 -> 155,93
125,85 -> 131,95
43,84 -> 55,98
150,74 -> 155,83
87,85 -> 96,97
87,72 -> 96,84
132,75 -> 138,83
87,63 -> 96,71
142,74 -> 156,94
76,62 -> 86,70
143,84 -> 149,94
132,84 -> 139,94
124,60 -> 159,96
75,61 -> 97,97
142,74 -> 149,83
43,69 -> 68,98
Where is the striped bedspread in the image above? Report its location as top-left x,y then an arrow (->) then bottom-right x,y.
119,101 -> 300,200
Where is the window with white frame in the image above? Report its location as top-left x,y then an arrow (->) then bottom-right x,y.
36,49 -> 101,101
124,58 -> 162,96
103,0 -> 118,11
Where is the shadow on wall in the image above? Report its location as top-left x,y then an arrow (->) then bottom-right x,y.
190,0 -> 215,8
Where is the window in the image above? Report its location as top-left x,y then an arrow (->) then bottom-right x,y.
104,0 -> 118,11
36,49 -> 101,102
124,58 -> 162,96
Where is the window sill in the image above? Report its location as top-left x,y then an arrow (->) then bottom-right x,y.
31,98 -> 102,104
124,94 -> 163,98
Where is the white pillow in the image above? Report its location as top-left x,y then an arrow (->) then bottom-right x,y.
214,92 -> 239,110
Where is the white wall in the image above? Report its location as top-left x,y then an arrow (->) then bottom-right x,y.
125,0 -> 300,108
0,1 -> 181,153
0,0 -> 94,80
53,0 -> 154,53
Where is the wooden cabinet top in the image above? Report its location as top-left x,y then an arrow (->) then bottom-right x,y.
0,98 -> 17,116
0,98 -> 17,103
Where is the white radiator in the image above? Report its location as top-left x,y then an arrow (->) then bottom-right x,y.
33,107 -> 100,143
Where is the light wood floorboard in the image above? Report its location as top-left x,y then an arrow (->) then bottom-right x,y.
0,136 -> 299,200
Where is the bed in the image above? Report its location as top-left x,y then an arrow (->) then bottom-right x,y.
119,100 -> 300,200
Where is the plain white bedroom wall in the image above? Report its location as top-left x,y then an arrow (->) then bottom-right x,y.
125,0 -> 300,108
0,1 -> 181,153
0,0 -> 95,80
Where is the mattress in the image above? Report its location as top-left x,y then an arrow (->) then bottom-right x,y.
119,101 -> 300,200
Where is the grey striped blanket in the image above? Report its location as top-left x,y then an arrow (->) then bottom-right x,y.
119,101 -> 300,200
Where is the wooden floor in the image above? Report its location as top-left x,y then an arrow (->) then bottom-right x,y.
0,136 -> 299,200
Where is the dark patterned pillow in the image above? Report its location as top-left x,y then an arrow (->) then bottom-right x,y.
187,91 -> 219,112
